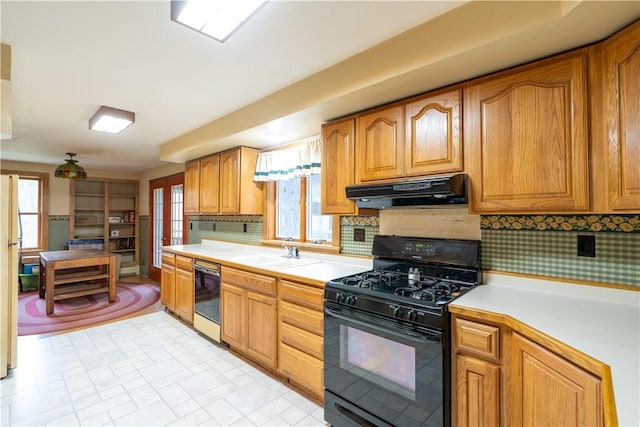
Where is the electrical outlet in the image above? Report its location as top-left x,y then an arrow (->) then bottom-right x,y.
353,228 -> 366,242
577,235 -> 596,257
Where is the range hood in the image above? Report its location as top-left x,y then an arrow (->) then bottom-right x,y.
346,174 -> 468,209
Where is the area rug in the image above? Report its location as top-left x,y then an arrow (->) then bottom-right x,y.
18,283 -> 161,336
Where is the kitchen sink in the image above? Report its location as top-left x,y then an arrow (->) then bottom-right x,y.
230,254 -> 320,269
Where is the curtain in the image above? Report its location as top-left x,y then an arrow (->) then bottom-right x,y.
253,137 -> 322,182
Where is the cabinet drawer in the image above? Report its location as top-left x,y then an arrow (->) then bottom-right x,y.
175,255 -> 192,271
281,322 -> 323,360
222,267 -> 276,296
280,280 -> 323,309
456,318 -> 500,362
280,301 -> 323,335
280,343 -> 323,397
162,253 -> 175,266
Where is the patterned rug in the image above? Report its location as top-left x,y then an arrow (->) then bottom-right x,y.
18,283 -> 161,336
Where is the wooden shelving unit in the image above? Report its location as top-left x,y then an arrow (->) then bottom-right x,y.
70,178 -> 139,273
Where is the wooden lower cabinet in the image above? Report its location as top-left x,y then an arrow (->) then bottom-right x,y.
278,279 -> 324,400
245,291 -> 277,368
452,314 -> 604,427
174,255 -> 193,322
160,252 -> 193,323
456,355 -> 500,427
511,333 -> 603,427
221,267 -> 277,370
220,283 -> 244,348
160,253 -> 176,311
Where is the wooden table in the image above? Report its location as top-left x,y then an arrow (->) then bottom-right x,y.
39,250 -> 116,315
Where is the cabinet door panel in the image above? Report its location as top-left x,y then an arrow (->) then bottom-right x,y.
465,52 -> 589,213
280,342 -> 323,398
160,262 -> 175,311
405,89 -> 462,176
321,119 -> 356,214
603,22 -> 640,211
280,300 -> 323,336
280,322 -> 323,360
456,355 -> 500,427
221,283 -> 244,349
175,268 -> 193,322
220,149 -> 240,213
184,160 -> 200,214
246,291 -> 277,368
199,155 -> 220,213
356,105 -> 405,182
512,333 -> 603,427
279,280 -> 323,309
456,318 -> 500,363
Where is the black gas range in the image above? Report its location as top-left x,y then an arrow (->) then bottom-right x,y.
323,235 -> 481,427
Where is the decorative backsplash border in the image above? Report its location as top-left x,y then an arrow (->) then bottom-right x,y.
481,215 -> 640,233
189,215 -> 263,223
49,215 -> 70,220
341,216 -> 379,227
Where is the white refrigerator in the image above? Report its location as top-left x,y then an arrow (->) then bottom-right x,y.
1,174 -> 19,379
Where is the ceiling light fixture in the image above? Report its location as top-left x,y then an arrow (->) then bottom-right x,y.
89,106 -> 135,134
171,0 -> 268,43
54,153 -> 87,181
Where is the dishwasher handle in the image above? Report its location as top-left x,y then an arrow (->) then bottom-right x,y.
194,259 -> 220,275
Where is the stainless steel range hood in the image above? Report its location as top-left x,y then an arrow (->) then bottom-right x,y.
345,174 -> 468,209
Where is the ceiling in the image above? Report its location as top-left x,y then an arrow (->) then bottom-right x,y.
1,1 -> 639,173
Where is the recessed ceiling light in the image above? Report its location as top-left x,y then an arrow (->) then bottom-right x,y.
171,0 -> 268,43
89,106 -> 135,134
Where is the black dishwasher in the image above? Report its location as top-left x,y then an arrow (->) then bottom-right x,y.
193,259 -> 221,343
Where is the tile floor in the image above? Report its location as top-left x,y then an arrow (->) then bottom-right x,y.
0,311 -> 326,426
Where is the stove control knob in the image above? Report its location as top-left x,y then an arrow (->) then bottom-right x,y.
336,293 -> 345,303
408,310 -> 418,321
392,306 -> 404,318
346,295 -> 357,305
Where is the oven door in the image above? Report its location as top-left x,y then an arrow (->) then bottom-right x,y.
324,301 -> 448,427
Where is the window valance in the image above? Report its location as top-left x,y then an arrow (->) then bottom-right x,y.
253,137 -> 321,182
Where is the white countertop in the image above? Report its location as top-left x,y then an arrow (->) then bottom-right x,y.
451,273 -> 640,427
163,239 -> 373,284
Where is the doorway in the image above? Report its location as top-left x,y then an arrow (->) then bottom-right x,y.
149,174 -> 185,281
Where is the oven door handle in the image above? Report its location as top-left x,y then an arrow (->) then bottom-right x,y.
324,305 -> 440,343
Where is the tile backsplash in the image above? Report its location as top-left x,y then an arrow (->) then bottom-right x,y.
479,214 -> 640,287
177,213 -> 640,287
187,215 -> 263,245
340,216 -> 379,256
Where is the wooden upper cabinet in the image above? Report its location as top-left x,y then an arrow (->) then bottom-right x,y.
184,146 -> 262,215
321,118 -> 356,214
356,105 -> 405,183
219,146 -> 262,214
511,333 -> 603,427
598,20 -> 640,212
184,159 -> 200,214
405,89 -> 462,177
199,154 -> 220,213
220,149 -> 240,213
464,50 -> 590,213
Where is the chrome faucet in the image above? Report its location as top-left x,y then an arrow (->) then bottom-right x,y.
282,245 -> 300,259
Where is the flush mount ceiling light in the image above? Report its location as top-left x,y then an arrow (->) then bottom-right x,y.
171,0 -> 268,43
54,153 -> 87,181
89,106 -> 135,134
